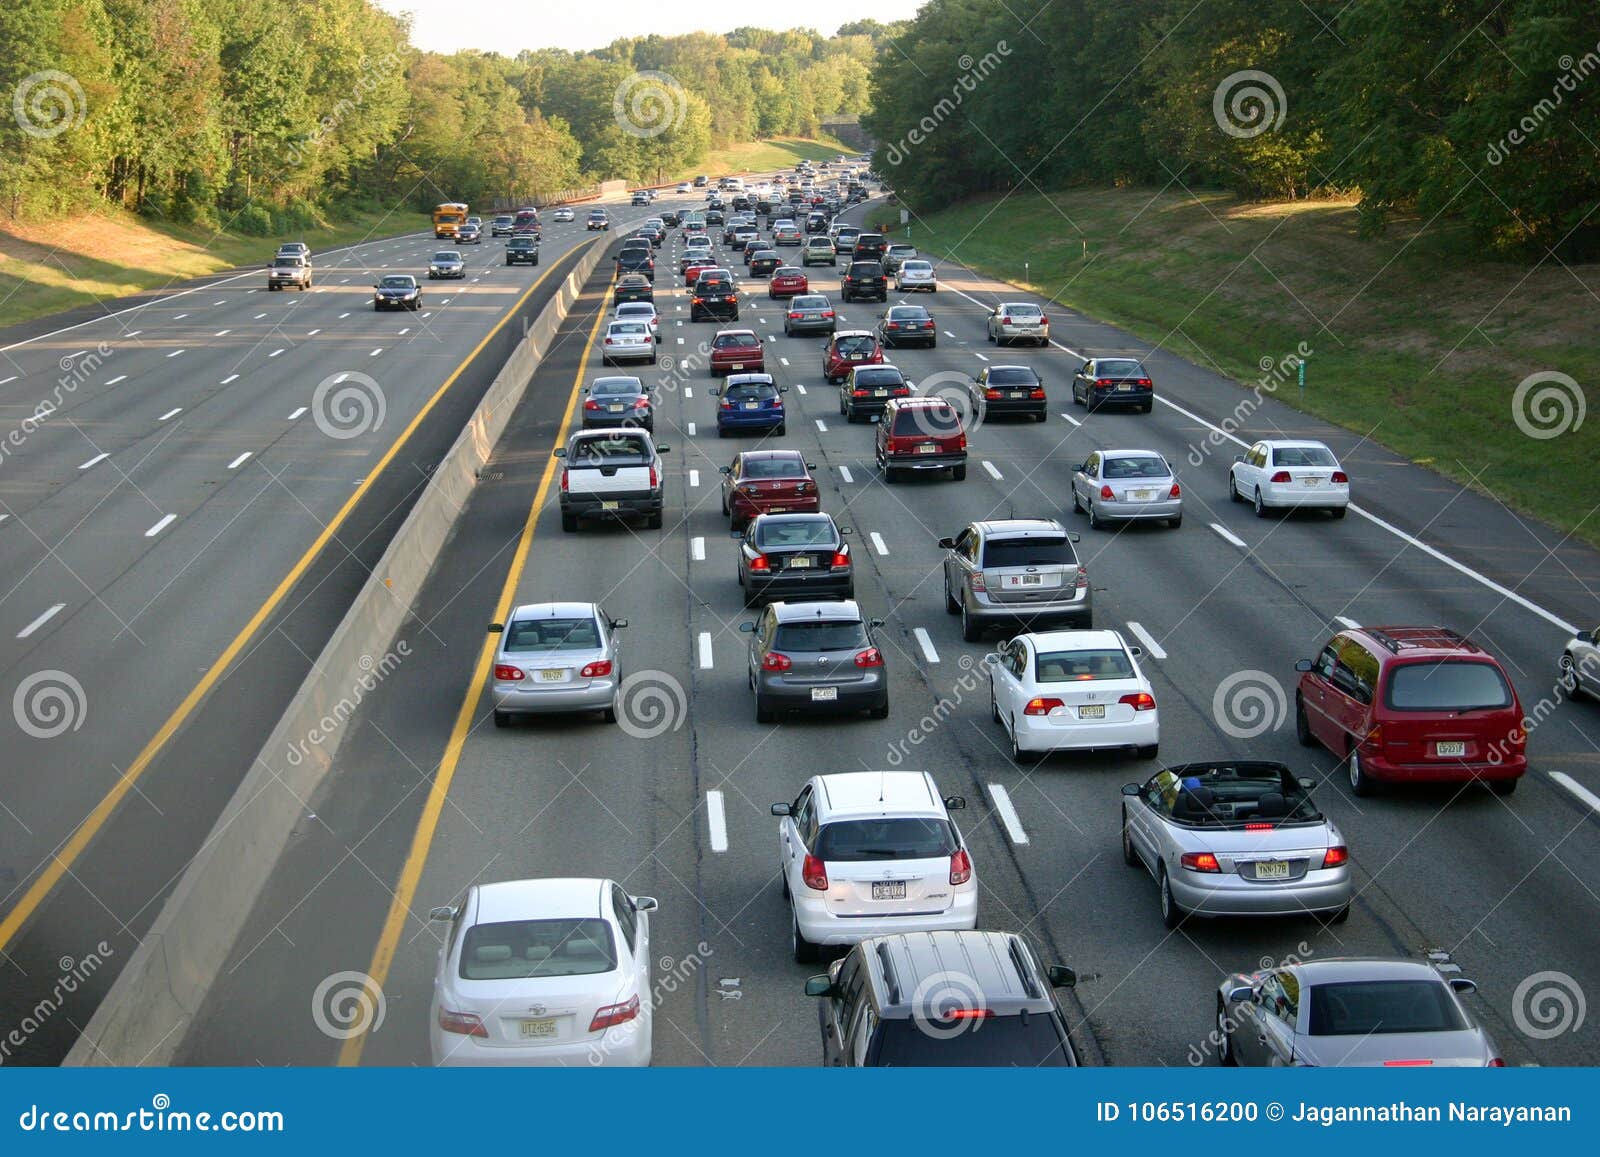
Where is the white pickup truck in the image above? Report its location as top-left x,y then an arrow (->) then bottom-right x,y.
266,255 -> 312,290
556,429 -> 671,532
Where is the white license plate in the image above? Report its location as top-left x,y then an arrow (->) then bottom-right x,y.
1006,574 -> 1043,587
743,402 -> 759,410
1117,383 -> 1133,391
601,500 -> 620,511
811,686 -> 837,701
917,444 -> 937,454
1078,704 -> 1105,719
788,556 -> 812,568
731,363 -> 744,370
849,354 -> 864,360
874,389 -> 888,397
1255,860 -> 1291,880
871,882 -> 907,901
1131,489 -> 1154,501
1302,477 -> 1321,487
608,404 -> 625,412
538,669 -> 565,682
519,1018 -> 557,1039
1010,391 -> 1028,398
1435,741 -> 1467,757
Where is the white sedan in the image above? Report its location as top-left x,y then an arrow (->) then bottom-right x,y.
429,877 -> 657,1067
989,629 -> 1159,759
895,260 -> 937,292
601,319 -> 656,366
613,300 -> 660,336
1229,439 -> 1349,518
551,207 -> 575,223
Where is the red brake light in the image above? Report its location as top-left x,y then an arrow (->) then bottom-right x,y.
1181,851 -> 1221,873
1331,471 -> 1348,483
649,465 -> 659,488
1029,387 -> 1046,399
1100,485 -> 1115,500
1096,378 -> 1113,387
1169,482 -> 1182,498
821,310 -> 834,318
789,311 -> 801,319
1024,697 -> 1063,716
1119,692 -> 1156,711
949,848 -> 972,885
604,338 -> 613,345
589,995 -> 640,1032
633,397 -> 649,409
1322,845 -> 1349,869
1136,377 -> 1151,386
584,399 -> 600,410
802,853 -> 828,890
494,664 -> 525,681
560,468 -> 569,492
969,571 -> 987,592
1271,470 -> 1293,483
437,1008 -> 487,1037
854,647 -> 882,668
1487,1057 -> 1505,1067
1245,822 -> 1274,831
762,650 -> 790,671
1002,316 -> 1012,324
1383,1059 -> 1433,1067
831,550 -> 851,568
749,553 -> 769,572
984,388 -> 1002,400
945,1008 -> 991,1020
580,660 -> 613,678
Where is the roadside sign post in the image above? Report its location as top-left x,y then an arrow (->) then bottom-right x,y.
1298,360 -> 1306,391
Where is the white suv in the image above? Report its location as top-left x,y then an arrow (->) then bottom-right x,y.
771,772 -> 977,962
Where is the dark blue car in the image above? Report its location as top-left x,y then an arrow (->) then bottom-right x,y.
713,374 -> 788,437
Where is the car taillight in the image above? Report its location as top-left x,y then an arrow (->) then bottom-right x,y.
437,1008 -> 488,1037
802,853 -> 828,890
821,310 -> 834,318
584,399 -> 601,410
722,398 -> 735,408
831,549 -> 851,568
969,571 -> 987,592
1322,845 -> 1349,869
1001,316 -> 1012,325
580,660 -> 613,678
1170,482 -> 1182,497
1119,692 -> 1156,711
1245,822 -> 1274,831
1029,387 -> 1046,399
957,433 -> 967,450
1096,378 -> 1113,387
1383,1059 -> 1433,1067
1136,377 -> 1151,386
1023,697 -> 1063,716
494,664 -> 525,681
854,647 -> 882,668
560,468 -> 569,493
885,322 -> 899,329
789,311 -> 801,319
1100,485 -> 1115,500
853,388 -> 869,396
1040,316 -> 1049,326
949,848 -> 972,885
749,553 -> 770,572
762,650 -> 791,672
1270,470 -> 1293,483
1487,1057 -> 1505,1067
691,296 -> 703,304
604,338 -> 613,345
633,397 -> 649,409
984,388 -> 1002,400
589,995 -> 640,1032
1181,851 -> 1221,873
1331,471 -> 1348,483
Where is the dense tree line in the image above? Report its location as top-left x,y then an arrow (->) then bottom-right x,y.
864,0 -> 1600,254
0,1 -> 879,233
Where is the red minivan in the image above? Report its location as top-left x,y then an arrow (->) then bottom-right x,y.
1294,626 -> 1525,796
875,397 -> 968,482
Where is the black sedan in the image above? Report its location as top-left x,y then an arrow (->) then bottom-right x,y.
1072,357 -> 1154,413
749,249 -> 781,277
613,273 -> 654,304
877,304 -> 937,349
372,274 -> 421,311
972,364 -> 1048,421
735,513 -> 854,606
581,375 -> 655,431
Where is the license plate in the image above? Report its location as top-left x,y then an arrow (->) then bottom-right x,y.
1006,574 -> 1042,587
1117,383 -> 1133,391
1302,477 -> 1320,487
538,669 -> 565,682
1435,741 -> 1466,757
871,882 -> 907,901
1078,704 -> 1105,719
788,556 -> 812,568
1131,489 -> 1154,501
601,500 -> 620,511
1010,391 -> 1027,398
811,687 -> 837,701
731,363 -> 744,370
1255,860 -> 1291,880
743,402 -> 759,410
874,389 -> 888,397
608,404 -> 625,412
849,353 -> 864,360
917,444 -> 937,454
519,1018 -> 557,1039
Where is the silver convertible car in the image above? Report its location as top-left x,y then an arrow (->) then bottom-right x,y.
1120,760 -> 1351,927
487,602 -> 627,727
1215,957 -> 1502,1067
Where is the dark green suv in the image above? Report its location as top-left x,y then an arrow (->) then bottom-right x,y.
505,237 -> 540,266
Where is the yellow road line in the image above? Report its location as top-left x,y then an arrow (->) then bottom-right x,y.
338,284 -> 610,1066
0,245 -> 595,955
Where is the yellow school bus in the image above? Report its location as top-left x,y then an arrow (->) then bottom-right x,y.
433,202 -> 468,239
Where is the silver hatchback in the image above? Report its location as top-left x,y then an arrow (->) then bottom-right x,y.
939,519 -> 1091,642
1071,449 -> 1182,529
487,602 -> 626,727
741,600 -> 888,722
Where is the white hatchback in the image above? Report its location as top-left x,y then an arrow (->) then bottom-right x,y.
772,772 -> 977,962
1229,439 -> 1350,517
429,877 -> 658,1067
990,629 -> 1159,760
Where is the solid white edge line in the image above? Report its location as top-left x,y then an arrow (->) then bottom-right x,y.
1126,621 -> 1168,660
104,375 -> 127,385
1210,522 -> 1248,549
227,452 -> 252,470
220,374 -> 239,385
144,514 -> 176,537
691,536 -> 706,561
869,532 -> 888,555
16,603 -> 66,639
1550,771 -> 1600,815
982,460 -> 1003,480
706,790 -> 729,853
988,784 -> 1030,845
697,631 -> 714,669
912,627 -> 940,664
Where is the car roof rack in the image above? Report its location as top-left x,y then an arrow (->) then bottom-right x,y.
1366,626 -> 1472,653
876,941 -> 902,1005
1007,938 -> 1042,999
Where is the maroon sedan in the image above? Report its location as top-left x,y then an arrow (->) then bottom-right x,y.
767,267 -> 809,299
720,450 -> 821,528
709,329 -> 766,376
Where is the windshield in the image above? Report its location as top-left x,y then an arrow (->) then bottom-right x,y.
755,518 -> 836,548
1035,649 -> 1134,682
872,1018 -> 1073,1067
432,252 -> 459,262
1385,661 -> 1512,711
503,616 -> 601,652
1103,456 -> 1170,479
813,818 -> 956,861
1272,445 -> 1339,467
459,919 -> 616,980
272,258 -> 302,268
772,620 -> 867,652
1307,981 -> 1469,1036
379,276 -> 413,288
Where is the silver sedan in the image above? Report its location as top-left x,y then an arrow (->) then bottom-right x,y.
487,602 -> 626,727
1215,957 -> 1502,1067
1120,760 -> 1351,927
894,260 -> 937,292
1071,449 -> 1182,529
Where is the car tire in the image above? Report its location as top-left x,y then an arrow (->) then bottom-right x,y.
1330,903 -> 1351,924
1159,865 -> 1183,929
1217,1000 -> 1237,1066
1071,487 -> 1084,514
791,912 -> 819,963
1008,716 -> 1025,763
603,703 -> 618,724
952,464 -> 967,481
870,697 -> 889,720
1228,473 -> 1241,502
1331,505 -> 1348,519
756,694 -> 776,725
1560,654 -> 1586,699
1254,488 -> 1269,517
990,688 -> 1002,723
493,710 -> 510,728
1088,505 -> 1104,531
647,512 -> 663,530
561,512 -> 578,533
961,604 -> 981,643
1121,808 -> 1140,866
1347,747 -> 1373,797
1294,696 -> 1318,747
1490,776 -> 1518,796
781,872 -> 790,900
946,583 -> 961,615
1136,744 -> 1158,760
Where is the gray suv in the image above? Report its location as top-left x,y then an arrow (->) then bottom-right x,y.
805,930 -> 1079,1066
939,519 -> 1091,642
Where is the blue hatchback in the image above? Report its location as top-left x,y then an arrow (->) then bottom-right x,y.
713,373 -> 788,437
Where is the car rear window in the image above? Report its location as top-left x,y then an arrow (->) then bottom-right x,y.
1103,456 -> 1169,479
1306,980 -> 1469,1036
611,322 -> 648,336
755,518 -> 836,548
813,818 -> 956,861
1272,445 -> 1339,467
1384,661 -> 1512,711
743,457 -> 806,479
504,616 -> 601,652
568,436 -> 649,467
1034,649 -> 1133,682
834,335 -> 877,357
1096,358 -> 1143,376
986,367 -> 1038,385
872,1017 -> 1073,1067
772,620 -> 867,652
849,262 -> 884,276
460,918 -> 616,980
1005,304 -> 1044,318
887,308 -> 929,321
891,405 -> 960,435
713,333 -> 757,348
591,379 -> 640,397
726,382 -> 778,401
793,296 -> 829,309
853,368 -> 905,387
857,234 -> 885,245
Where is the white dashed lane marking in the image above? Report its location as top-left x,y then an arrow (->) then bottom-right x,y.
913,628 -> 940,664
988,784 -> 1030,845
1126,621 -> 1167,660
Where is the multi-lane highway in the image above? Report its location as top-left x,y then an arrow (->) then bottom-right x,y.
0,199 -> 672,1064
163,188 -> 1600,1068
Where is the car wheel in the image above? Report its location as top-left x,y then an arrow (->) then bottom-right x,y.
990,688 -> 1001,723
1330,903 -> 1351,924
755,692 -> 775,724
1168,514 -> 1182,529
1136,744 -> 1158,760
1159,865 -> 1183,929
961,604 -> 981,643
1088,505 -> 1104,531
720,492 -> 729,515
1216,1000 -> 1237,1066
781,872 -> 790,900
561,512 -> 578,533
1294,695 -> 1317,747
1490,776 -> 1519,796
1347,747 -> 1373,797
647,512 -> 663,530
1121,808 -> 1140,866
1140,401 -> 1152,413
1254,488 -> 1269,518
1008,717 -> 1025,763
603,703 -> 618,724
1228,473 -> 1241,502
791,912 -> 819,963
946,582 -> 961,615
1330,505 -> 1348,519
952,464 -> 967,481
1560,654 -> 1586,698
870,696 -> 889,720
493,710 -> 510,729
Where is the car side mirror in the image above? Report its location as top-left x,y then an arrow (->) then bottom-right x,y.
779,386 -> 789,393
719,465 -> 732,475
428,906 -> 456,921
804,975 -> 836,998
1225,984 -> 1255,1004
839,526 -> 853,535
1448,978 -> 1478,995
870,413 -> 881,423
1047,966 -> 1076,989
1067,532 -> 1081,543
552,448 -> 567,458
1294,659 -> 1313,672
610,618 -> 628,629
805,462 -> 817,469
942,795 -> 966,810
1076,463 -> 1088,473
656,445 -> 671,453
708,387 -> 720,396
1120,783 -> 1140,797
1128,645 -> 1143,657
634,896 -> 659,913
1235,454 -> 1244,463
1298,777 -> 1316,791
770,803 -> 791,816
869,618 -> 885,629
937,537 -> 955,549
739,621 -> 756,633
487,623 -> 504,633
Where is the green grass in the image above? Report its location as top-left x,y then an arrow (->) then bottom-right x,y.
665,136 -> 853,184
0,205 -> 429,332
888,189 -> 1600,546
